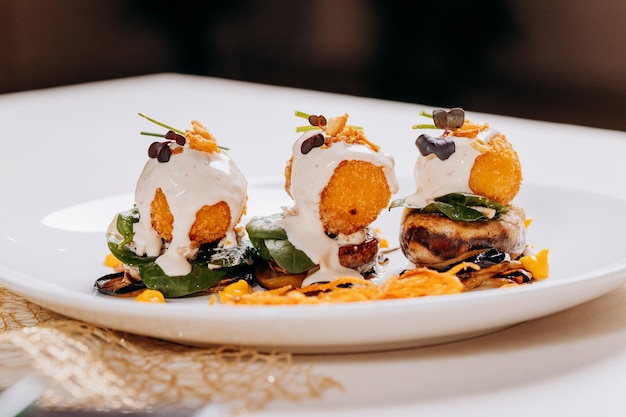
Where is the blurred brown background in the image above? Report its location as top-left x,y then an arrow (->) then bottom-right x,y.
1,0 -> 625,130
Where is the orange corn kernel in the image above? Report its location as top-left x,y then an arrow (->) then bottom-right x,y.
135,289 -> 166,303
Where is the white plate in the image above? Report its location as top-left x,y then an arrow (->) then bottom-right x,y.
2,174 -> 626,354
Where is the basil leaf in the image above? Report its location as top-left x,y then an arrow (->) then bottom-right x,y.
245,214 -> 316,274
116,207 -> 139,248
246,213 -> 289,241
435,193 -> 507,213
264,239 -> 315,274
107,237 -> 155,266
393,192 -> 508,221
139,262 -> 228,298
251,238 -> 272,261
422,201 -> 487,221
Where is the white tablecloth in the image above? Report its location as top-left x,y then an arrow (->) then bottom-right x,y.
1,73 -> 626,416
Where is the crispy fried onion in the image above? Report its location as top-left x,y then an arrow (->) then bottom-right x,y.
218,266 -> 466,305
429,248 -> 536,290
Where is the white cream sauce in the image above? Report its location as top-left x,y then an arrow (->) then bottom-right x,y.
281,130 -> 398,287
405,128 -> 498,207
131,146 -> 247,276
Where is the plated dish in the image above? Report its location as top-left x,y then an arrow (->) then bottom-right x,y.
2,99 -> 626,353
2,175 -> 626,352
97,109 -> 548,309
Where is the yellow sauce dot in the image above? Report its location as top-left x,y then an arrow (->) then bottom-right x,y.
104,253 -> 122,268
219,280 -> 252,303
375,228 -> 389,248
520,248 -> 549,280
524,218 -> 533,228
135,289 -> 166,303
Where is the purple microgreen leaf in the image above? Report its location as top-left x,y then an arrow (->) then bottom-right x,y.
433,108 -> 465,130
308,114 -> 327,127
415,134 -> 456,160
148,141 -> 165,159
300,133 -> 325,154
156,143 -> 172,163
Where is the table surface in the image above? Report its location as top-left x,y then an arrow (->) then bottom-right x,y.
2,73 -> 626,416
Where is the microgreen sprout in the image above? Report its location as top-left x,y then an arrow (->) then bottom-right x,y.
138,113 -> 228,160
294,110 -> 363,132
296,125 -> 324,133
412,110 -> 437,130
295,110 -> 327,132
411,108 -> 466,161
138,112 -> 185,136
139,131 -> 167,138
294,110 -> 310,119
412,108 -> 465,132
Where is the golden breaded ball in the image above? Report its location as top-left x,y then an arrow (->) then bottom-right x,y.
469,134 -> 522,205
150,188 -> 231,244
284,156 -> 293,198
319,160 -> 391,236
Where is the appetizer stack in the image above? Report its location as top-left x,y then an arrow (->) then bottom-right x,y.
246,112 -> 398,289
393,108 -> 548,289
101,116 -> 254,298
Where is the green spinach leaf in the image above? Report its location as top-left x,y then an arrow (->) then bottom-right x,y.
422,201 -> 487,221
139,262 -> 228,298
245,213 -> 315,274
246,213 -> 289,241
389,193 -> 508,221
116,207 -> 139,248
435,193 -> 507,212
264,239 -> 315,274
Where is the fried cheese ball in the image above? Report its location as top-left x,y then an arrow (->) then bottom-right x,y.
284,156 -> 294,197
150,188 -> 231,244
469,134 -> 522,205
319,159 -> 391,236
